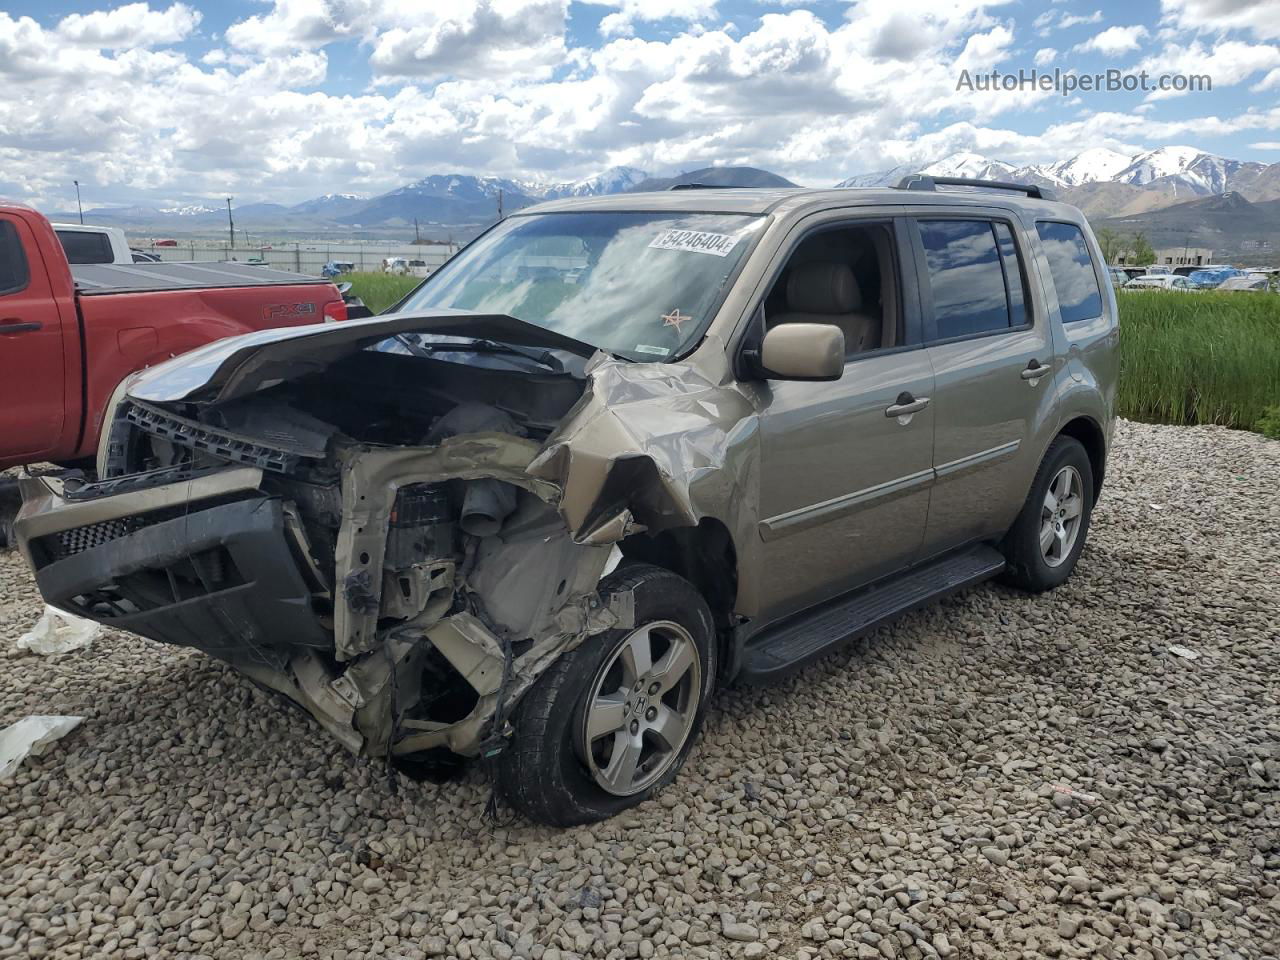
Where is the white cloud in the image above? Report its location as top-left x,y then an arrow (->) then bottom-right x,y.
368,1 -> 569,82
2,0 -> 1278,215
589,0 -> 717,39
57,2 -> 201,48
1074,25 -> 1149,55
1137,38 -> 1280,97
224,0 -> 350,55
1160,0 -> 1280,41
1248,140 -> 1280,148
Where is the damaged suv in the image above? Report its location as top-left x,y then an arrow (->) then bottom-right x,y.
16,178 -> 1117,825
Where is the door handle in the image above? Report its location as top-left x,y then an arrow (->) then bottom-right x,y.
1021,359 -> 1052,381
885,392 -> 930,418
0,318 -> 42,335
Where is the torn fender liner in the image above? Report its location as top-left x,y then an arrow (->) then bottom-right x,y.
32,497 -> 330,665
128,309 -> 599,406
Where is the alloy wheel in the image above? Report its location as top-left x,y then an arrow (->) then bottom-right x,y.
1040,465 -> 1084,568
578,620 -> 701,797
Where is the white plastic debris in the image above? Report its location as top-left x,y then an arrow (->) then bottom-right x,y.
1051,783 -> 1101,805
1168,644 -> 1201,660
17,605 -> 101,655
0,716 -> 84,779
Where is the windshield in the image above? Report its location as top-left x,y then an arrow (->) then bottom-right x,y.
395,211 -> 764,360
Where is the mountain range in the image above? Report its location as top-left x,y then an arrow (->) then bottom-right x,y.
53,148 -> 1280,255
842,146 -> 1280,217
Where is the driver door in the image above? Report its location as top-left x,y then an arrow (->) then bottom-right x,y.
751,215 -> 935,620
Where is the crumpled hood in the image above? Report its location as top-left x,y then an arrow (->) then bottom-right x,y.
127,308 -> 599,405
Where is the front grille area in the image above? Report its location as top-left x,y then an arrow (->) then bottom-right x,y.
56,518 -> 137,557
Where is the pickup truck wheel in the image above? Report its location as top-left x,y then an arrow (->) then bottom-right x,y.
1001,436 -> 1094,592
495,563 -> 716,826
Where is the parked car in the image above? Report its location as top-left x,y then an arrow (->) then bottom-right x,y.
382,257 -> 431,278
1217,275 -> 1274,292
130,249 -> 162,263
52,222 -> 132,264
1123,275 -> 1193,291
1107,266 -> 1129,288
1187,267 -> 1245,289
322,260 -> 356,278
14,179 -> 1116,825
0,203 -> 350,472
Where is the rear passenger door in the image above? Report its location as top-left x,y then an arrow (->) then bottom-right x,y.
909,213 -> 1059,559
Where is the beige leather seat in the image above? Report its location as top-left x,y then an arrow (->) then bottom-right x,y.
768,261 -> 880,355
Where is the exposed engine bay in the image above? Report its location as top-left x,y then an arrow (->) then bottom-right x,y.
15,312 -> 753,763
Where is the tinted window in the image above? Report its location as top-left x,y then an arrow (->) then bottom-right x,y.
918,220 -> 1011,338
1035,222 -> 1103,323
57,230 -> 114,264
993,222 -> 1027,326
0,220 -> 30,295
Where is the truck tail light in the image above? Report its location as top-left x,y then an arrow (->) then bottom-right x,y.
323,299 -> 348,323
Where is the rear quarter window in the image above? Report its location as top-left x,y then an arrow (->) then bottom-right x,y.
0,220 -> 30,295
57,230 -> 115,264
1035,222 -> 1103,323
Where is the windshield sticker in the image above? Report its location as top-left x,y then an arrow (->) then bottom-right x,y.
648,229 -> 741,257
661,308 -> 691,331
634,344 -> 668,356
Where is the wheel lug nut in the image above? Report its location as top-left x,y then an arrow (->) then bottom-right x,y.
645,707 -> 657,721
648,682 -> 660,695
629,720 -> 639,734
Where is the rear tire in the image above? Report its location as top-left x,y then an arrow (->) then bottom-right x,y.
1000,436 -> 1094,592
495,563 -> 716,826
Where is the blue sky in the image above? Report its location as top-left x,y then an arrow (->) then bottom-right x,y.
1,0 -> 1278,209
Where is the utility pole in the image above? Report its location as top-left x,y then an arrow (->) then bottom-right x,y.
226,197 -> 235,251
74,180 -> 83,224
414,217 -> 421,244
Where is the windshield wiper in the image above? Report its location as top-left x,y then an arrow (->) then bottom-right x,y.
394,334 -> 566,374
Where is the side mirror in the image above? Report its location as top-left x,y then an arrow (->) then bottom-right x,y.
759,323 -> 845,381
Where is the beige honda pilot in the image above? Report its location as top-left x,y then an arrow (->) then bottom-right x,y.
16,176 -> 1117,825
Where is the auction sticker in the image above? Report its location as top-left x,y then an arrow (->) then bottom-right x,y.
648,229 -> 740,257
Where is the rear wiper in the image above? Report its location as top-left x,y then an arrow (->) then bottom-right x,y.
394,334 -> 565,374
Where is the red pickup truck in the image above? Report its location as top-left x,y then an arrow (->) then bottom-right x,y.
0,203 -> 348,472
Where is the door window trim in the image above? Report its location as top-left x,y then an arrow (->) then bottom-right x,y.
908,214 -> 1037,347
733,214 -> 925,378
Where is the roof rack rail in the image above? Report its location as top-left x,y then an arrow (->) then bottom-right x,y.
894,174 -> 1055,202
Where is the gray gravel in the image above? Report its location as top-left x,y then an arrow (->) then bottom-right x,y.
2,419 -> 1278,960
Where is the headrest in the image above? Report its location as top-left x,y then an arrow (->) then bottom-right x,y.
787,262 -> 862,314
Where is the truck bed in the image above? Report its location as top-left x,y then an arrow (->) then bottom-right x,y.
71,261 -> 329,295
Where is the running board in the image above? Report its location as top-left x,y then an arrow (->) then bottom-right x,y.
738,546 -> 1006,682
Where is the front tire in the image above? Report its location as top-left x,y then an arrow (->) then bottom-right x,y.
495,564 -> 716,826
1000,436 -> 1094,592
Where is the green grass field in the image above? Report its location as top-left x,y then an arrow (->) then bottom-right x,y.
1116,290 -> 1280,437
340,274 -> 1278,437
343,272 -> 421,313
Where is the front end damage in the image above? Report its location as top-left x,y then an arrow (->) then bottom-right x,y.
15,312 -> 754,762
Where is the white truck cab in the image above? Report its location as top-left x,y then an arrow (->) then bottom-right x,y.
52,223 -> 133,265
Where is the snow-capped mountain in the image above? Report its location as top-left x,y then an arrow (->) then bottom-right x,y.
836,163 -> 916,188
838,146 -> 1272,201
1023,148 -> 1132,187
539,166 -> 650,199
159,203 -> 219,216
921,153 -> 1017,181
1112,146 -> 1267,195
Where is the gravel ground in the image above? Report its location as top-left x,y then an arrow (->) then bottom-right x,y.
2,420 -> 1278,960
